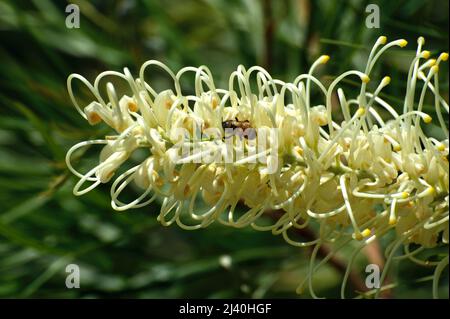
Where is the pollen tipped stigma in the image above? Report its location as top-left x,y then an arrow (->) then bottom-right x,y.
66,37 -> 449,298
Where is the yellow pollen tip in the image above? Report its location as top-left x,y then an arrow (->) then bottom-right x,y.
437,143 -> 445,152
354,232 -> 363,241
320,55 -> 330,64
356,107 -> 366,116
389,216 -> 397,226
422,51 -> 431,59
393,145 -> 401,152
418,37 -> 425,45
431,65 -> 439,73
379,36 -> 387,44
428,59 -> 436,66
294,146 -> 304,156
401,192 -> 409,199
382,76 -> 391,85
440,52 -> 449,61
361,75 -> 370,83
361,228 -> 371,237
423,114 -> 432,124
398,39 -> 408,48
426,187 -> 435,196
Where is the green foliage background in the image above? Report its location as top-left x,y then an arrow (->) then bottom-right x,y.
0,0 -> 448,298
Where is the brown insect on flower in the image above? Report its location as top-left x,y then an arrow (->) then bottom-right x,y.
222,117 -> 256,139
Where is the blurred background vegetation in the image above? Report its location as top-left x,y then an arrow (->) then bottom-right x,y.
0,0 -> 448,298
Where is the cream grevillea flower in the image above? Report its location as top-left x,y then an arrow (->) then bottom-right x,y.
66,36 -> 449,298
